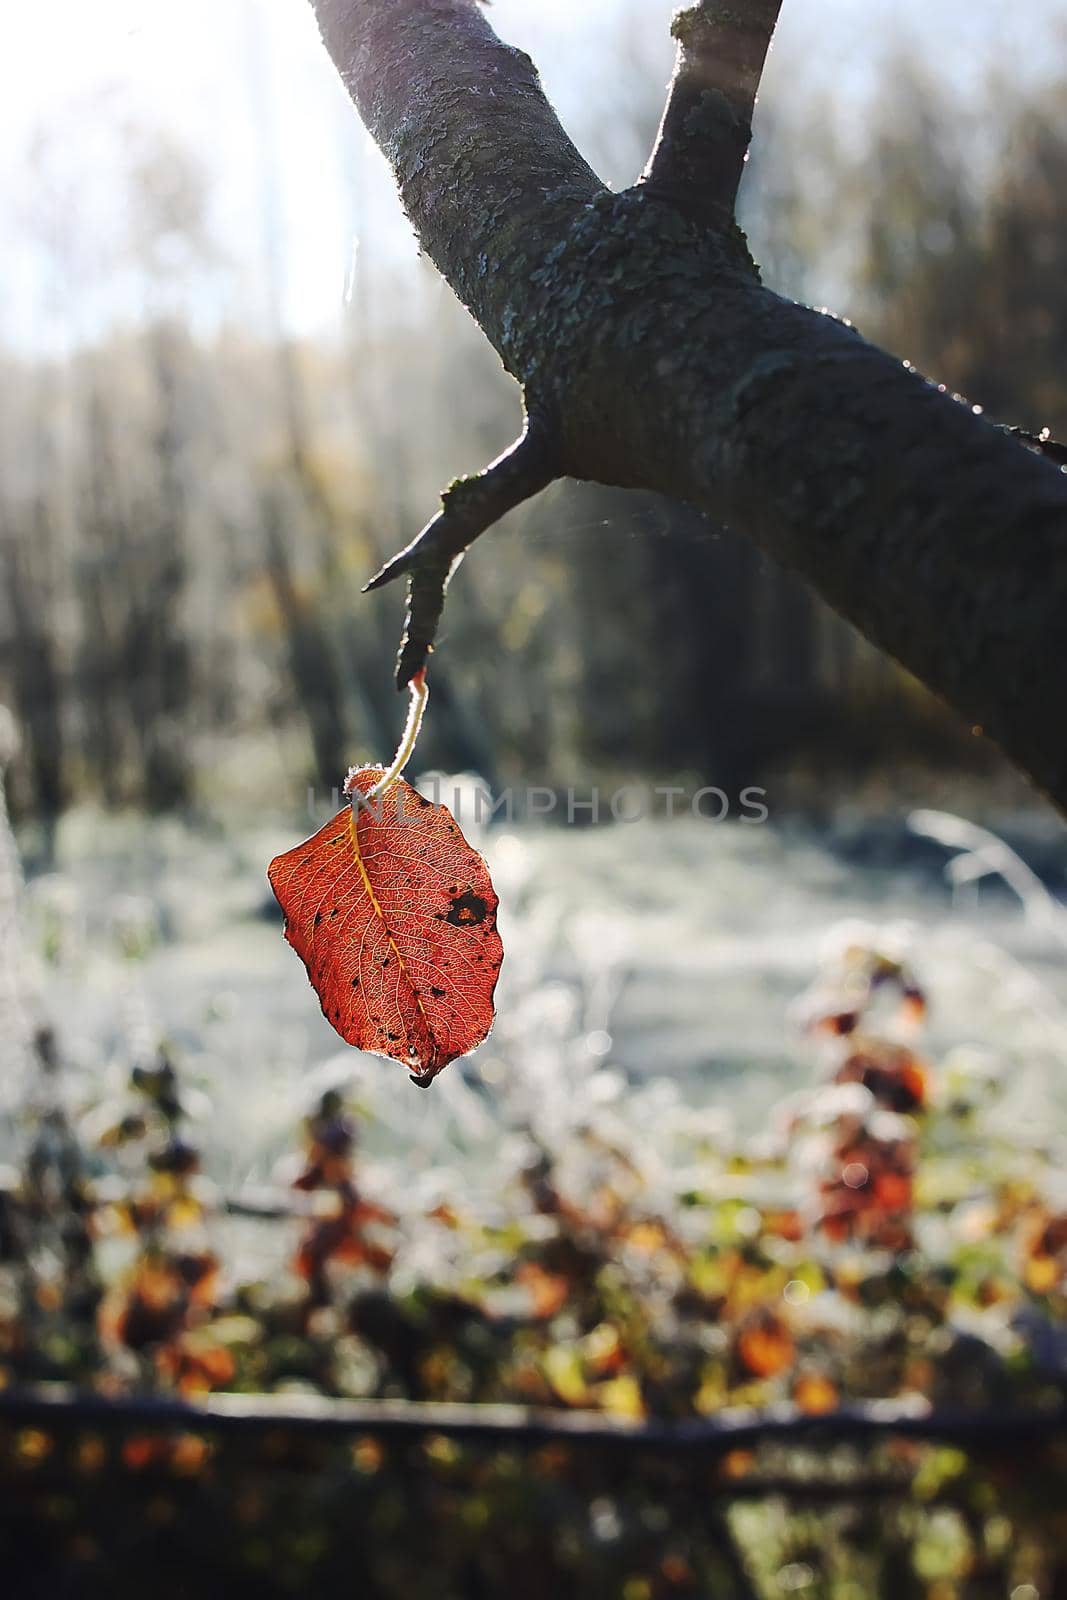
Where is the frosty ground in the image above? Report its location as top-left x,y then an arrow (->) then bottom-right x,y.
13,799 -> 1067,1215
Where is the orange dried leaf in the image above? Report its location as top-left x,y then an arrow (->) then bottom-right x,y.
159,1337 -> 236,1396
516,1261 -> 572,1320
720,1448 -> 756,1480
171,1434 -> 212,1476
661,1555 -> 696,1586
736,1310 -> 795,1379
122,1435 -> 168,1472
624,1220 -> 673,1254
871,1171 -> 913,1213
793,1373 -> 839,1415
1025,1254 -> 1061,1295
268,769 -> 503,1085
762,1208 -> 805,1243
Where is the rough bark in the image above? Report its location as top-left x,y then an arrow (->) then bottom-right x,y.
641,0 -> 784,220
311,0 -> 1067,814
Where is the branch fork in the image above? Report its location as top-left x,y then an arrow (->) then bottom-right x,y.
351,0 -> 780,693
315,0 -> 1067,812
355,0 -> 782,692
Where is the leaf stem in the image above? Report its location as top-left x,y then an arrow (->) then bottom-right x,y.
366,669 -> 429,801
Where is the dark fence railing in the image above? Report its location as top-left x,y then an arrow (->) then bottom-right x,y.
4,1386 -> 1066,1598
3,1385 -> 1066,1460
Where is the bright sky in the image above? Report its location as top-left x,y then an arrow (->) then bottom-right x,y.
2,0 -> 1063,351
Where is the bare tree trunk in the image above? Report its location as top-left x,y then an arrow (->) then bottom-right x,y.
137,322 -> 192,810
310,0 -> 1067,815
1,543 -> 63,851
79,371 -> 135,806
2,389 -> 66,846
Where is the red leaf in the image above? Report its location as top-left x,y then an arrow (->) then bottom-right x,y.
268,768 -> 503,1085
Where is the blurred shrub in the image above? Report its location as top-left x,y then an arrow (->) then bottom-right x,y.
3,929 -> 1067,1593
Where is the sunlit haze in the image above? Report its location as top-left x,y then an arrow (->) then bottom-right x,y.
2,0 -> 1063,349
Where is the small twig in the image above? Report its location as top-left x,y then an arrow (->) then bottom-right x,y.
364,399 -> 560,688
223,1194 -> 298,1221
1003,424 -> 1067,468
640,0 -> 784,220
908,807 -> 1067,948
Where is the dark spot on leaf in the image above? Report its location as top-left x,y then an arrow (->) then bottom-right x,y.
351,978 -> 360,989
446,890 -> 488,927
430,986 -> 445,998
314,912 -> 322,926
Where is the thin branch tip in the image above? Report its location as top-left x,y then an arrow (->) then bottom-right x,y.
1004,424 -> 1067,468
364,540 -> 424,593
363,563 -> 402,594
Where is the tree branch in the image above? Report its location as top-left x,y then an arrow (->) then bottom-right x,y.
640,0 -> 784,220
311,0 -> 1067,816
365,400 -> 560,687
312,0 -> 602,378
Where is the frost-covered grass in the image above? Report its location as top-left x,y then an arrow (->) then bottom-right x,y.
10,799 -> 1067,1198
